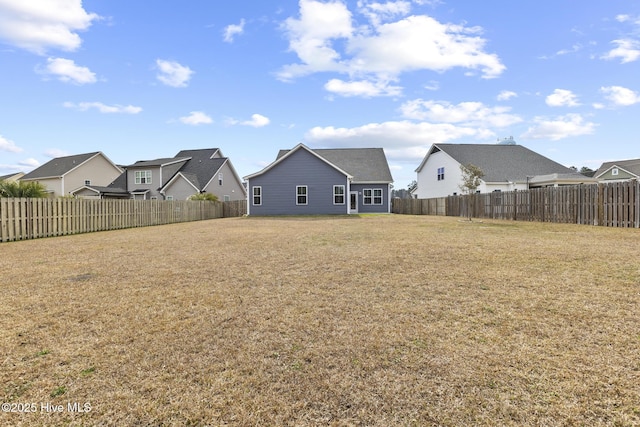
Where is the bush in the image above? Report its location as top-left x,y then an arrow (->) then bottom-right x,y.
0,180 -> 48,198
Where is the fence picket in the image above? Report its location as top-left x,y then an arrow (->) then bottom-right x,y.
0,198 -> 246,242
393,181 -> 640,229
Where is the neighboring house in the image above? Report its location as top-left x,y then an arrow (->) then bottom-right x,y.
244,143 -> 393,215
126,156 -> 190,200
21,152 -> 123,198
593,158 -> 640,182
161,149 -> 246,201
72,148 -> 246,201
414,143 -> 587,198
0,172 -> 25,182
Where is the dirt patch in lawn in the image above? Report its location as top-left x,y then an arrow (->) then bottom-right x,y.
1,215 -> 639,426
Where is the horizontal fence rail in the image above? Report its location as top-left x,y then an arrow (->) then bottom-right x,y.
392,181 -> 640,229
0,198 -> 232,242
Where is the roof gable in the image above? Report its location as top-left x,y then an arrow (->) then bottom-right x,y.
165,149 -> 227,191
22,152 -> 106,180
254,144 -> 393,183
245,143 -> 352,180
417,144 -> 573,183
594,159 -> 640,179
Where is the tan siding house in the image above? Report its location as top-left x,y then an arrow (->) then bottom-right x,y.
21,152 -> 123,198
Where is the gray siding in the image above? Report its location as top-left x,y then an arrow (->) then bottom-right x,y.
249,149 -> 349,215
203,162 -> 246,201
350,183 -> 390,213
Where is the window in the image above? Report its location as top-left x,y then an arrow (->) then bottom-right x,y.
612,168 -> 619,176
218,173 -> 223,186
437,167 -> 445,181
84,180 -> 91,186
363,189 -> 372,205
135,170 -> 152,184
373,188 -> 382,205
363,189 -> 383,205
224,195 -> 230,202
334,185 -> 345,204
166,196 -> 174,201
296,186 -> 308,205
252,186 -> 262,205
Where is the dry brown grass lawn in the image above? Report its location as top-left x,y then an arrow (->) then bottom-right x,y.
1,215 -> 639,426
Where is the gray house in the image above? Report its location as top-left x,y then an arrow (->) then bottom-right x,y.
594,158 -> 640,182
72,148 -> 246,201
244,143 -> 393,215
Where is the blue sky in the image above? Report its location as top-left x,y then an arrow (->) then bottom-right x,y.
1,0 -> 640,189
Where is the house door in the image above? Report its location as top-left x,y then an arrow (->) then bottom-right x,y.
350,191 -> 358,214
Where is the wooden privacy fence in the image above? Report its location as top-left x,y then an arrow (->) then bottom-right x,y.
0,198 -> 226,242
393,181 -> 640,228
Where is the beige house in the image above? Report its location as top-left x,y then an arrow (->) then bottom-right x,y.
0,172 -> 25,182
21,152 -> 123,198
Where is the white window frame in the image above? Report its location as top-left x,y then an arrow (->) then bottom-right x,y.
373,188 -> 383,205
363,188 -> 383,205
84,180 -> 91,186
296,185 -> 308,205
135,170 -> 152,185
612,168 -> 619,176
166,195 -> 174,201
437,167 -> 445,181
333,185 -> 345,205
218,173 -> 223,186
252,186 -> 262,206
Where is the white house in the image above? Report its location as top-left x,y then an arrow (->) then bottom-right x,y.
414,143 -> 590,199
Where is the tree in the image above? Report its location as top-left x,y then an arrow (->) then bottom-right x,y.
188,192 -> 219,202
0,180 -> 48,198
458,163 -> 484,220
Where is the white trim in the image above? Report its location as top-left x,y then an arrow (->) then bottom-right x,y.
333,185 -> 345,205
252,185 -> 262,206
349,191 -> 358,214
296,185 -> 308,205
363,188 -> 383,205
243,143 -> 353,181
161,172 -> 200,194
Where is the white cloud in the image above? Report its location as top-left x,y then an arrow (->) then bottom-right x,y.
358,0 -> 412,27
156,59 -> 193,87
278,0 -> 504,97
45,148 -> 70,158
223,19 -> 245,43
228,114 -> 270,128
0,135 -> 23,153
497,90 -> 517,101
40,57 -> 96,84
20,158 -> 41,168
522,114 -> 596,141
400,100 -> 522,127
600,85 -> 640,106
324,78 -> 402,97
305,120 -> 494,162
63,102 -> 142,114
546,89 -> 580,107
179,111 -> 213,125
0,0 -> 99,54
602,39 -> 640,63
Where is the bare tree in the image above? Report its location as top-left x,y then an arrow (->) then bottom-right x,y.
459,163 -> 484,220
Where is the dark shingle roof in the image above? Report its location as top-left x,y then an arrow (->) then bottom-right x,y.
424,144 -> 573,183
172,149 -> 226,190
22,152 -> 100,179
128,157 -> 189,167
276,146 -> 393,183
